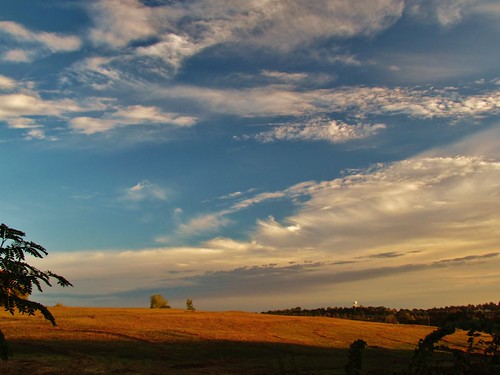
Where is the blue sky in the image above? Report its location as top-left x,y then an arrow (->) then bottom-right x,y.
1,0 -> 499,311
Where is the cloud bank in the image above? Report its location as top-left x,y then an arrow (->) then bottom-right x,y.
34,131 -> 500,309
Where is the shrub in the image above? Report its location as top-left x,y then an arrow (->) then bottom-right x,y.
186,298 -> 195,311
150,294 -> 170,309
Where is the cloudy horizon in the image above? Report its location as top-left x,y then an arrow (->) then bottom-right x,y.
1,0 -> 499,311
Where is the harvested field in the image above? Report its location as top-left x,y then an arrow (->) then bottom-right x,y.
0,307 -> 468,374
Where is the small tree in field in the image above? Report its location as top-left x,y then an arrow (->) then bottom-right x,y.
186,298 -> 195,311
150,294 -> 170,309
0,223 -> 72,360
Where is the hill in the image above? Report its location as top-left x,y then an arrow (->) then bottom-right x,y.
0,307 -> 470,374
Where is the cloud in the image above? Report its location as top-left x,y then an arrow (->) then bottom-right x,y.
87,0 -> 404,51
87,0 -> 167,48
70,105 -> 197,135
229,192 -> 287,212
123,180 -> 168,202
471,1 -> 500,22
405,0 -> 467,26
260,70 -> 309,84
177,213 -> 231,237
254,156 -> 500,257
307,86 -> 500,120
0,75 -> 15,89
0,93 -> 84,118
155,83 -> 499,125
30,129 -> 500,309
75,0 -> 495,90
2,49 -> 32,62
156,84 -> 312,117
253,118 -> 385,143
0,21 -> 81,52
405,0 -> 497,27
79,0 -> 405,84
135,33 -> 209,71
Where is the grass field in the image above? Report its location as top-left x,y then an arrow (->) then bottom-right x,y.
0,307 -> 469,374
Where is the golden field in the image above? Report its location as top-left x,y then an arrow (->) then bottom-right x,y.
0,307 -> 468,374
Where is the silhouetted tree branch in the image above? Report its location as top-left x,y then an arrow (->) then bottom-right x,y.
0,223 -> 73,360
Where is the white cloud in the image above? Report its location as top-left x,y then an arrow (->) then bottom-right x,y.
87,0 -> 404,51
124,180 -> 168,202
229,191 -> 287,212
70,105 -> 197,135
307,86 -> 500,120
254,118 -> 386,143
24,128 -> 47,141
254,156 -> 500,258
0,83 -> 113,140
0,21 -> 81,52
88,0 -> 167,48
0,75 -> 16,89
0,93 -> 84,118
260,70 -> 309,84
157,83 -> 499,122
6,117 -> 38,129
177,213 -> 231,237
135,33 -> 206,71
2,49 -> 32,62
69,117 -> 115,135
154,84 -> 313,117
81,0 -> 405,82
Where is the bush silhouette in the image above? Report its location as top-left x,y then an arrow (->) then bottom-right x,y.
150,294 -> 170,309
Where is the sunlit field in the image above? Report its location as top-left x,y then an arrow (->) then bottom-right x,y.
0,306 -> 471,374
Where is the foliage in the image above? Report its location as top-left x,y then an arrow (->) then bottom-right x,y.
405,324 -> 456,374
344,339 -> 367,375
186,298 -> 195,311
0,223 -> 72,360
150,294 -> 170,309
337,310 -> 500,375
263,302 -> 500,327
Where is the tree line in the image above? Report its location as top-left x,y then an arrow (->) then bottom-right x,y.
263,302 -> 500,327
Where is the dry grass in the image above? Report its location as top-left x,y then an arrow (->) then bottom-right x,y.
0,307 -> 467,374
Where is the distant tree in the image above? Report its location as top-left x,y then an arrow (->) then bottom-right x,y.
150,294 -> 170,309
0,223 -> 72,360
186,298 -> 195,311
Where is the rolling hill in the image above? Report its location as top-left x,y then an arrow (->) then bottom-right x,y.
0,306 -> 468,374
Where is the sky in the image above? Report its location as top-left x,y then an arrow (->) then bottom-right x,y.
1,0 -> 499,312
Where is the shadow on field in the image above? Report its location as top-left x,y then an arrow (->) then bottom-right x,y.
0,337 -> 412,374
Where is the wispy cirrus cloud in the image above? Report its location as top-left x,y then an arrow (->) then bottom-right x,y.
87,0 -> 405,50
156,83 -> 499,122
70,105 -> 197,135
72,0 -> 406,87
